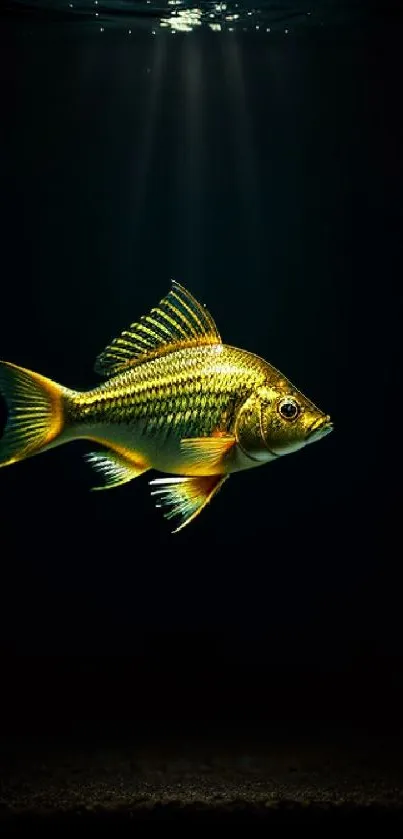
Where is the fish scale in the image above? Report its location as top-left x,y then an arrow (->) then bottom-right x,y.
67,344 -> 263,439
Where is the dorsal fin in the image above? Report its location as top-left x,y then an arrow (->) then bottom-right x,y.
94,280 -> 222,378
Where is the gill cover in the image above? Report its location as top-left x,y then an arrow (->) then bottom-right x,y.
235,391 -> 269,462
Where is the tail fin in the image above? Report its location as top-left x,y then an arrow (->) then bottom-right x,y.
0,361 -> 66,468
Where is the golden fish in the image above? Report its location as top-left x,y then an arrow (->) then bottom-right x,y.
0,281 -> 332,532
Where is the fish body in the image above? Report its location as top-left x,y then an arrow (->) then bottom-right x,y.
66,344 -> 272,477
0,281 -> 332,531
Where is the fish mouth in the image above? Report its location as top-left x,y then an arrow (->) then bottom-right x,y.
307,415 -> 333,441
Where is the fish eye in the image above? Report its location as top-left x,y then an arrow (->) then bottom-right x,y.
277,396 -> 300,421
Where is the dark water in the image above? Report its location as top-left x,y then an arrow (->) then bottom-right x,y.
0,2 -> 401,662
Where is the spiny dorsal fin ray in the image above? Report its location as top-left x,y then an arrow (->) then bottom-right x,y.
94,280 -> 222,378
149,474 -> 228,533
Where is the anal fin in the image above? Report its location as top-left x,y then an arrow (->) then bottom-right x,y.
84,449 -> 148,491
149,474 -> 228,533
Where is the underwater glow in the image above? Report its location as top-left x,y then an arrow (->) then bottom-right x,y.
161,7 -> 202,32
6,2 -> 348,36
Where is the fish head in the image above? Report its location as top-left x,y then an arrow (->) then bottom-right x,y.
258,384 -> 333,457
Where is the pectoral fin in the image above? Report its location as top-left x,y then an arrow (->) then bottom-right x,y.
84,449 -> 149,491
179,434 -> 236,475
149,474 -> 228,533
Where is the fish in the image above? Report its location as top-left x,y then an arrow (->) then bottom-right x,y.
0,281 -> 333,532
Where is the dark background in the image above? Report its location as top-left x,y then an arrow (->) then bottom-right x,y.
0,4 -> 402,763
